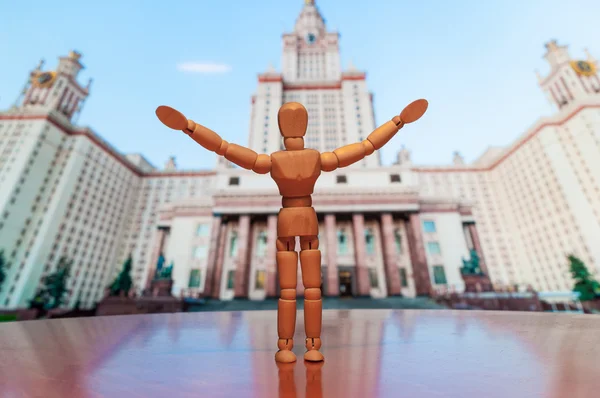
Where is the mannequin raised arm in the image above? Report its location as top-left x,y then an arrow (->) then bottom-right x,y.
155,105 -> 271,174
320,99 -> 428,172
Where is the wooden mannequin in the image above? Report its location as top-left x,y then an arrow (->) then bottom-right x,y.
155,98 -> 428,363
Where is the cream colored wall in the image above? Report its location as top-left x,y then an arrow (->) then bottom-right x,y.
249,80 -> 284,155
419,212 -> 468,292
0,119 -> 141,309
416,170 -> 514,286
415,99 -> 600,293
164,216 -> 213,297
125,175 -> 215,292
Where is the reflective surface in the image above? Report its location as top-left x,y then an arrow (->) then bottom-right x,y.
1,310 -> 599,397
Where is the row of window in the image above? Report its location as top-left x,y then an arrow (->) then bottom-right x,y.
214,225 -> 407,259
227,174 -> 403,187
188,221 -> 446,290
188,268 -> 267,291
187,263 -> 447,293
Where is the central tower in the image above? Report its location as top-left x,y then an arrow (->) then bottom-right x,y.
245,0 -> 381,168
282,0 -> 341,82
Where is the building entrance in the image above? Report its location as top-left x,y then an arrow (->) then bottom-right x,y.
339,270 -> 353,297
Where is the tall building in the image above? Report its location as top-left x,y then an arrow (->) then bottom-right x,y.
414,41 -> 600,292
0,53 -> 216,309
0,1 -> 597,309
247,0 -> 380,168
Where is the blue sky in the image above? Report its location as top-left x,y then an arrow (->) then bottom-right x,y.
1,0 -> 598,170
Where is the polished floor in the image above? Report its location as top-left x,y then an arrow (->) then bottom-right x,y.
1,310 -> 599,397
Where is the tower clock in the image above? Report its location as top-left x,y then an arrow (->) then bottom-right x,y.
570,60 -> 596,77
31,71 -> 57,88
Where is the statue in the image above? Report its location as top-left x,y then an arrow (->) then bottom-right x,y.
155,259 -> 173,280
155,98 -> 428,363
161,261 -> 173,280
154,253 -> 166,279
147,258 -> 175,298
461,249 -> 483,275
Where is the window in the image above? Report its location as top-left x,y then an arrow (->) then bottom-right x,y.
394,229 -> 402,254
256,231 -> 268,256
337,229 -> 348,254
399,268 -> 408,287
188,269 -> 201,288
229,177 -> 240,186
226,269 -> 236,289
193,245 -> 207,259
390,174 -> 401,183
423,221 -> 436,233
433,265 -> 447,285
255,270 -> 266,290
365,228 -> 375,255
369,268 -> 378,288
229,232 -> 238,257
427,242 -> 441,255
336,175 -> 347,184
196,224 -> 209,236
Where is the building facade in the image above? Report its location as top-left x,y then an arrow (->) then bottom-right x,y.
415,41 -> 600,292
0,1 -> 597,309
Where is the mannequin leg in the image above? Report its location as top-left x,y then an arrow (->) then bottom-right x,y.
275,236 -> 298,363
299,235 -> 324,362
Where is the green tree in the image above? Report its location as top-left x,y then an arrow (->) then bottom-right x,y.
29,289 -> 50,312
29,256 -> 73,310
44,256 -> 73,309
0,249 -> 7,289
109,255 -> 133,297
569,254 -> 600,301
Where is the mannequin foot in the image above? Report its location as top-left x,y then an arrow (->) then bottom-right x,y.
304,350 -> 324,362
275,350 -> 297,363
304,337 -> 324,362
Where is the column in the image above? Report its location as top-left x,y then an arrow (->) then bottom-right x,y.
202,216 -> 222,297
234,215 -> 252,298
211,223 -> 228,299
380,213 -> 402,296
145,228 -> 167,289
266,214 -> 278,297
324,214 -> 339,296
405,214 -> 432,296
352,213 -> 370,296
467,223 -> 489,275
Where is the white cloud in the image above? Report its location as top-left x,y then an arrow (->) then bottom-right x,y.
176,62 -> 232,74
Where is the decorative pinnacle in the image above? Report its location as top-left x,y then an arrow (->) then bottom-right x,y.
69,50 -> 82,60
545,40 -> 559,52
584,48 -> 596,63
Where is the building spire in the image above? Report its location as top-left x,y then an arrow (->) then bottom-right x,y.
545,39 -> 559,52
584,48 -> 597,64
305,0 -> 315,5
